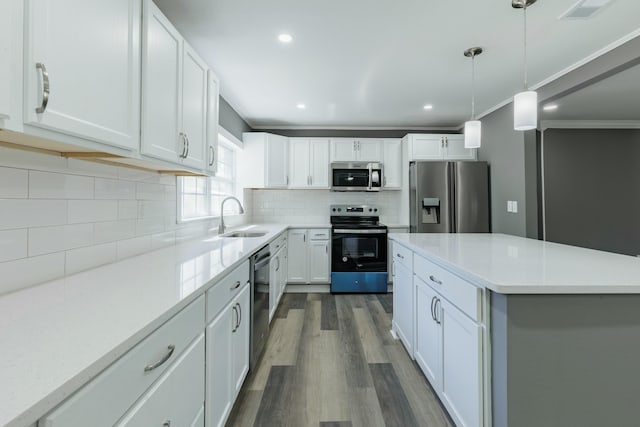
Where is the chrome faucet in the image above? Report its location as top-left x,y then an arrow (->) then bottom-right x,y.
218,196 -> 245,235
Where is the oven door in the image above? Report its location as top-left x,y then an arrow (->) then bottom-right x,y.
331,228 -> 388,272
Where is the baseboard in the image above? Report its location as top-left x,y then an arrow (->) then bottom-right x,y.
285,284 -> 330,293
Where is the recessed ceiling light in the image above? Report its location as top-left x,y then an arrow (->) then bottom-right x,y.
423,104 -> 433,110
297,103 -> 306,109
278,34 -> 293,43
543,104 -> 559,111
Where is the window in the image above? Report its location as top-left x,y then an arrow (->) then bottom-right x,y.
178,134 -> 241,222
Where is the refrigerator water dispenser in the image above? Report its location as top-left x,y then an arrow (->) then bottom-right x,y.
422,198 -> 440,224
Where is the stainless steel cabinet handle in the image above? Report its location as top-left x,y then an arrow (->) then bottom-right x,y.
384,176 -> 387,186
144,345 -> 175,372
431,296 -> 437,321
325,244 -> 328,254
209,146 -> 215,166
232,305 -> 238,332
303,234 -> 306,242
185,134 -> 190,158
35,63 -> 50,114
286,175 -> 289,185
434,298 -> 442,324
275,256 -> 280,272
235,302 -> 241,329
310,176 -> 312,185
429,275 -> 443,285
178,133 -> 186,158
230,280 -> 241,291
163,421 -> 171,427
397,253 -> 404,259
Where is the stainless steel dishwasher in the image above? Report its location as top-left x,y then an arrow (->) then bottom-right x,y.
250,245 -> 270,370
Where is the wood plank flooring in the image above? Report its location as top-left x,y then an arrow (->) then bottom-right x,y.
226,293 -> 453,427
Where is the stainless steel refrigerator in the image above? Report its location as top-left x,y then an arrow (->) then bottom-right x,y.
409,161 -> 490,233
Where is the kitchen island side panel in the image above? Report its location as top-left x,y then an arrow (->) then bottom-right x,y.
491,293 -> 640,427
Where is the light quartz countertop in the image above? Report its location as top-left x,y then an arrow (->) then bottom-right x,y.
0,224 -> 288,427
389,233 -> 640,294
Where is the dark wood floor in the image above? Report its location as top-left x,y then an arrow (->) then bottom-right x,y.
226,293 -> 454,427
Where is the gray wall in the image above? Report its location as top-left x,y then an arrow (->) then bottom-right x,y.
477,105 -> 530,237
543,128 -> 640,256
219,96 -> 252,140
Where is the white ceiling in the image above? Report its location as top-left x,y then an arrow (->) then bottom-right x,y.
154,0 -> 640,129
541,62 -> 640,120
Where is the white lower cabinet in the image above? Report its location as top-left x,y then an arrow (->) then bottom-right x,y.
115,334 -> 205,427
205,264 -> 250,427
269,242 -> 287,321
286,229 -> 330,285
394,241 -> 485,427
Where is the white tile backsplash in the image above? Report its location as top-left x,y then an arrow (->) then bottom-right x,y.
0,144 -> 231,295
29,171 -> 94,199
0,167 -> 28,198
0,229 -> 28,262
248,189 -> 403,225
68,200 -> 119,224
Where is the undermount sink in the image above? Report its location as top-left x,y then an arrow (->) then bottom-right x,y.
221,231 -> 268,238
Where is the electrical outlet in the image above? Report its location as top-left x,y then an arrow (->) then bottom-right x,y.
512,201 -> 518,213
507,201 -> 513,212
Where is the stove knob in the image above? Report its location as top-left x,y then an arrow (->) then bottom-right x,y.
332,208 -> 336,212
374,208 -> 378,212
338,208 -> 342,212
369,208 -> 372,212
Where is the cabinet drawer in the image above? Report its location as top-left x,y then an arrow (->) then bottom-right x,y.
393,242 -> 413,270
308,229 -> 330,240
414,255 -> 481,321
269,232 -> 287,253
115,334 -> 205,426
40,296 -> 205,427
206,260 -> 250,323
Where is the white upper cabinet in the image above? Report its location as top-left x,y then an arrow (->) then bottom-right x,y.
405,134 -> 476,161
331,138 -> 383,162
382,138 -> 402,189
0,0 -> 23,131
289,138 -> 330,189
23,0 -> 141,150
206,70 -> 220,174
141,0 -> 208,170
239,133 -> 289,188
180,43 -> 207,170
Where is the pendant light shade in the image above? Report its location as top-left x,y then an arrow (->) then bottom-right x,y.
513,0 -> 538,131
514,90 -> 537,130
464,120 -> 482,148
463,47 -> 483,149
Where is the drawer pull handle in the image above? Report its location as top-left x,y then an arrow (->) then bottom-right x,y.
434,298 -> 442,324
163,421 -> 171,427
429,275 -> 443,285
397,253 -> 404,259
230,280 -> 241,290
35,63 -> 50,114
144,345 -> 175,372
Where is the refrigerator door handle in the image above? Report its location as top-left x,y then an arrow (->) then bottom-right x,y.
447,162 -> 457,233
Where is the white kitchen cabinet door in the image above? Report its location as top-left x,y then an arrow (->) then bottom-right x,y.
309,139 -> 330,188
205,304 -> 233,427
180,43 -> 207,169
444,134 -> 476,160
287,230 -> 308,283
289,138 -> 311,188
115,335 -> 205,427
393,261 -> 414,355
141,0 -> 183,163
308,240 -> 330,283
0,0 -> 22,130
266,134 -> 289,187
414,278 -> 442,390
231,284 -> 250,398
280,244 -> 288,297
440,298 -> 482,427
269,252 -> 280,321
24,0 -> 141,150
382,139 -> 402,189
331,138 -> 357,162
357,139 -> 383,161
206,70 -> 220,174
409,135 -> 445,160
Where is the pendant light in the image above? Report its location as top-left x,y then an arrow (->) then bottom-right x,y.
463,47 -> 483,149
513,0 -> 538,131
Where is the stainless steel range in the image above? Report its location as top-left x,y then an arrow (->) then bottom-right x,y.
330,205 -> 388,293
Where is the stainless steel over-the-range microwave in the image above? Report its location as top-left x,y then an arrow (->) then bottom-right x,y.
330,162 -> 383,192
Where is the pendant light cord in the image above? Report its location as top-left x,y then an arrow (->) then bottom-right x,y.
523,6 -> 528,90
471,55 -> 476,120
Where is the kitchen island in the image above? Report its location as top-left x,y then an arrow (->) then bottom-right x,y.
389,233 -> 640,427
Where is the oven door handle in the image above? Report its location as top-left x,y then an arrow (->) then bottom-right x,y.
333,229 -> 387,235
